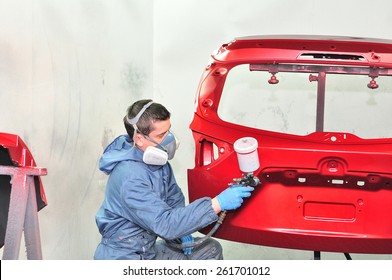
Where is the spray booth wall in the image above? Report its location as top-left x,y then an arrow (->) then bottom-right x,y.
0,0 -> 153,259
1,0 -> 392,259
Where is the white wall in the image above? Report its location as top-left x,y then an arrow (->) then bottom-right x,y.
1,0 -> 392,260
0,0 -> 153,259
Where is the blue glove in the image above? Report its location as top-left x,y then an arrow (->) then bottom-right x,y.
180,234 -> 194,255
216,185 -> 254,211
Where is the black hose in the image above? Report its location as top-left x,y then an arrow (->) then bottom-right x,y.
165,210 -> 227,249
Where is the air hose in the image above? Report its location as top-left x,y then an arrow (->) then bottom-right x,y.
165,210 -> 227,249
165,172 -> 260,250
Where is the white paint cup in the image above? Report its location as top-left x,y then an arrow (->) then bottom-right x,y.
234,137 -> 260,173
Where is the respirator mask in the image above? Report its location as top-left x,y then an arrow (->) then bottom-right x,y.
142,131 -> 179,165
126,101 -> 180,165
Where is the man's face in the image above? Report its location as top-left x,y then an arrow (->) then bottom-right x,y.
137,119 -> 171,151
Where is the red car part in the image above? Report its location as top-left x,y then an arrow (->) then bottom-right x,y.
187,35 -> 392,254
0,133 -> 47,259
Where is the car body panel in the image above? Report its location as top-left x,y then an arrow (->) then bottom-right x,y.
187,35 -> 392,253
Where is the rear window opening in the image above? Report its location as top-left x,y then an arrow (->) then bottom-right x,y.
218,64 -> 392,139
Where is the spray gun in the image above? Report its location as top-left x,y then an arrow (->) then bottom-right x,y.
220,136 -> 261,224
166,137 -> 261,250
231,172 -> 261,187
229,136 -> 261,191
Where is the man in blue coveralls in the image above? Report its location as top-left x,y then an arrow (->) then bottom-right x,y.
94,99 -> 254,260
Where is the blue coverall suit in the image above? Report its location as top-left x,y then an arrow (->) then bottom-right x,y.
94,135 -> 223,260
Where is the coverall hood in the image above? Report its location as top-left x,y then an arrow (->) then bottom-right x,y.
99,135 -> 143,175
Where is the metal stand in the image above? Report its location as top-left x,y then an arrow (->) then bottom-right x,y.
314,251 -> 321,260
0,165 -> 47,260
314,251 -> 352,260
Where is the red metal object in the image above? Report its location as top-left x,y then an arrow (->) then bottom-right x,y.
0,132 -> 47,206
1,132 -> 47,259
187,35 -> 392,254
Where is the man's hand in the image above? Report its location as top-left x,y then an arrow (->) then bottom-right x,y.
216,185 -> 254,211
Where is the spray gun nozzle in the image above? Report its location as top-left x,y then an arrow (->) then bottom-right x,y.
232,172 -> 261,187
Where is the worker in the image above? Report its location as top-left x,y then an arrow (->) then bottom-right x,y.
94,99 -> 254,260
